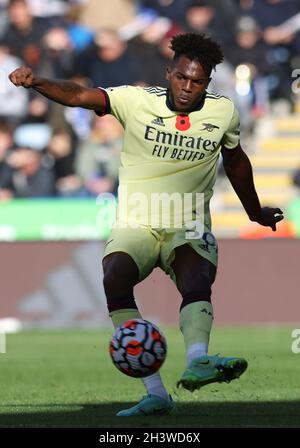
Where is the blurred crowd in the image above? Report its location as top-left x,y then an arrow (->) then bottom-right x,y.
0,0 -> 300,199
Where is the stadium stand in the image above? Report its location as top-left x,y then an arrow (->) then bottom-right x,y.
0,0 -> 300,238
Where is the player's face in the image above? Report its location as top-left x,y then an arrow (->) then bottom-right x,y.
166,55 -> 210,112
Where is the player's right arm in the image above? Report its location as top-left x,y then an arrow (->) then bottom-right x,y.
8,66 -> 106,113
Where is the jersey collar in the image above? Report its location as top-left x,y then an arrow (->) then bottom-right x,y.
166,90 -> 207,113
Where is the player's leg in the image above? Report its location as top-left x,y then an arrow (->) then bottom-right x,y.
102,227 -> 175,415
171,243 -> 216,365
161,229 -> 247,391
170,244 -> 247,391
102,225 -> 158,328
103,251 -> 141,327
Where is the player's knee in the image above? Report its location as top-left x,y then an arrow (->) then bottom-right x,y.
177,270 -> 213,295
103,268 -> 135,295
106,294 -> 138,313
178,272 -> 213,310
102,252 -> 139,309
102,252 -> 139,288
103,268 -> 138,312
103,269 -> 119,293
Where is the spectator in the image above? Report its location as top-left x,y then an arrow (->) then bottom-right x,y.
41,25 -> 75,78
45,128 -> 84,197
138,0 -> 191,26
0,120 -> 14,200
245,0 -> 300,101
227,16 -> 272,115
263,10 -> 300,47
247,0 -> 300,31
230,15 -> 294,106
26,0 -> 68,19
0,0 -> 9,39
62,74 -> 94,140
129,21 -> 183,86
75,115 -> 122,196
1,0 -> 50,69
63,3 -> 94,52
184,0 -> 235,54
7,147 -> 56,197
25,95 -> 50,123
0,42 -> 29,124
74,29 -> 141,87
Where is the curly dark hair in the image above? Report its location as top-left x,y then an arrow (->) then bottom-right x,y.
170,33 -> 224,77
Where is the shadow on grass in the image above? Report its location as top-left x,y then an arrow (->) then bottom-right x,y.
0,401 -> 299,428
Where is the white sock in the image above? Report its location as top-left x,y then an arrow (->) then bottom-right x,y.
187,342 -> 208,367
142,372 -> 170,401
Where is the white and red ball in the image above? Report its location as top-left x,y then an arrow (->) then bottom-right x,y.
109,319 -> 167,378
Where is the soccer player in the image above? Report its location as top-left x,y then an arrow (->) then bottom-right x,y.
9,33 -> 283,417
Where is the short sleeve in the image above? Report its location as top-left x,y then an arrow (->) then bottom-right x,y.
97,85 -> 141,128
221,104 -> 240,149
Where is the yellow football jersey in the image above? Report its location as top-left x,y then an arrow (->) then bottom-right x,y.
98,85 -> 240,231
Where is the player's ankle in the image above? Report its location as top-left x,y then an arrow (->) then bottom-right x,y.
148,391 -> 170,401
187,343 -> 208,366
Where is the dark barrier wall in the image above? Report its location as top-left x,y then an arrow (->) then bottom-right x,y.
0,240 -> 298,327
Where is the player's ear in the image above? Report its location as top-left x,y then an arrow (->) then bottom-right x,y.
166,67 -> 171,81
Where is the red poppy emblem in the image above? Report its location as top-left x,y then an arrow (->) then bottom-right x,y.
176,115 -> 190,131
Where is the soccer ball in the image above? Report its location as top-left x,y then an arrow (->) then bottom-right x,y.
109,319 -> 167,378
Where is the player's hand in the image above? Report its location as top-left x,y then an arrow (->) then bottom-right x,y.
250,207 -> 284,232
8,66 -> 35,88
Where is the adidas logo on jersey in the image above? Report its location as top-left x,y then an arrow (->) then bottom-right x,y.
151,117 -> 165,127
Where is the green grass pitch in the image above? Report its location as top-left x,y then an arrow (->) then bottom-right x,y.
0,326 -> 299,428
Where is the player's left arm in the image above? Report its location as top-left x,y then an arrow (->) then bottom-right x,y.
221,143 -> 284,231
